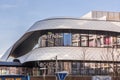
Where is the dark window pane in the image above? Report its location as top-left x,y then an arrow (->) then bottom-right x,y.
54,33 -> 63,46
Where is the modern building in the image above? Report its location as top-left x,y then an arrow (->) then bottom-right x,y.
1,11 -> 120,77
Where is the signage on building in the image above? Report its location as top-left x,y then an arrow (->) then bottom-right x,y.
55,71 -> 68,80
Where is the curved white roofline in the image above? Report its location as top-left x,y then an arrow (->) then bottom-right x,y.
27,18 -> 120,33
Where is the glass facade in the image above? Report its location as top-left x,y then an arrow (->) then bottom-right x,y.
0,67 -> 32,75
33,30 -> 120,49
0,61 -> 120,76
63,33 -> 72,46
24,61 -> 120,76
72,33 -> 80,46
11,30 -> 120,58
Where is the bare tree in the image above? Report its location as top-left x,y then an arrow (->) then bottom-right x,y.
80,48 -> 93,62
80,47 -> 93,80
101,47 -> 120,80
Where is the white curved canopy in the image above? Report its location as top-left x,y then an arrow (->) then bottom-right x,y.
27,18 -> 120,32
17,47 -> 120,63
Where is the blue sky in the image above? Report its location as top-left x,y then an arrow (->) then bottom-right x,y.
0,0 -> 120,57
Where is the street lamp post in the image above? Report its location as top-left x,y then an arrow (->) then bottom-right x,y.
55,56 -> 58,80
40,68 -> 47,80
55,56 -> 58,73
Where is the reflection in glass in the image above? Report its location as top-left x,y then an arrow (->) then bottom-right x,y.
96,35 -> 102,47
47,32 -> 54,47
81,34 -> 89,47
117,36 -> 120,47
112,36 -> 117,47
54,33 -> 63,46
32,31 -> 120,48
104,36 -> 111,47
39,35 -> 47,47
89,34 -> 96,47
64,33 -> 72,46
72,33 -> 80,46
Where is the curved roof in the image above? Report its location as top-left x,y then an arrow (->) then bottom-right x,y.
17,47 -> 120,63
27,18 -> 120,32
1,18 -> 120,62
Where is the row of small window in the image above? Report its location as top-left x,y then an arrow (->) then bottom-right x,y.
33,62 -> 114,75
71,62 -> 110,75
34,32 -> 120,48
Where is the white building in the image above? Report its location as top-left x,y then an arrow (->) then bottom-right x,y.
1,11 -> 120,76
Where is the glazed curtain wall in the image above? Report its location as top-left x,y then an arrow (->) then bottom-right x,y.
31,61 -> 120,76
33,31 -> 120,49
0,61 -> 119,76
11,30 -> 120,58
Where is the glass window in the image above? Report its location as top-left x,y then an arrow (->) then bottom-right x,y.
98,35 -> 104,47
117,36 -> 120,46
72,33 -> 80,46
89,34 -> 96,47
81,34 -> 89,47
47,32 -> 55,47
38,35 -> 47,47
103,36 -> 111,47
96,35 -> 102,47
112,36 -> 117,46
71,62 -> 81,75
32,31 -> 119,48
58,62 -> 64,71
54,33 -> 63,46
89,34 -> 104,47
64,33 -> 72,46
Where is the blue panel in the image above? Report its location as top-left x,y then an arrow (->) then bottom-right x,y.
64,33 -> 71,46
56,72 -> 68,80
